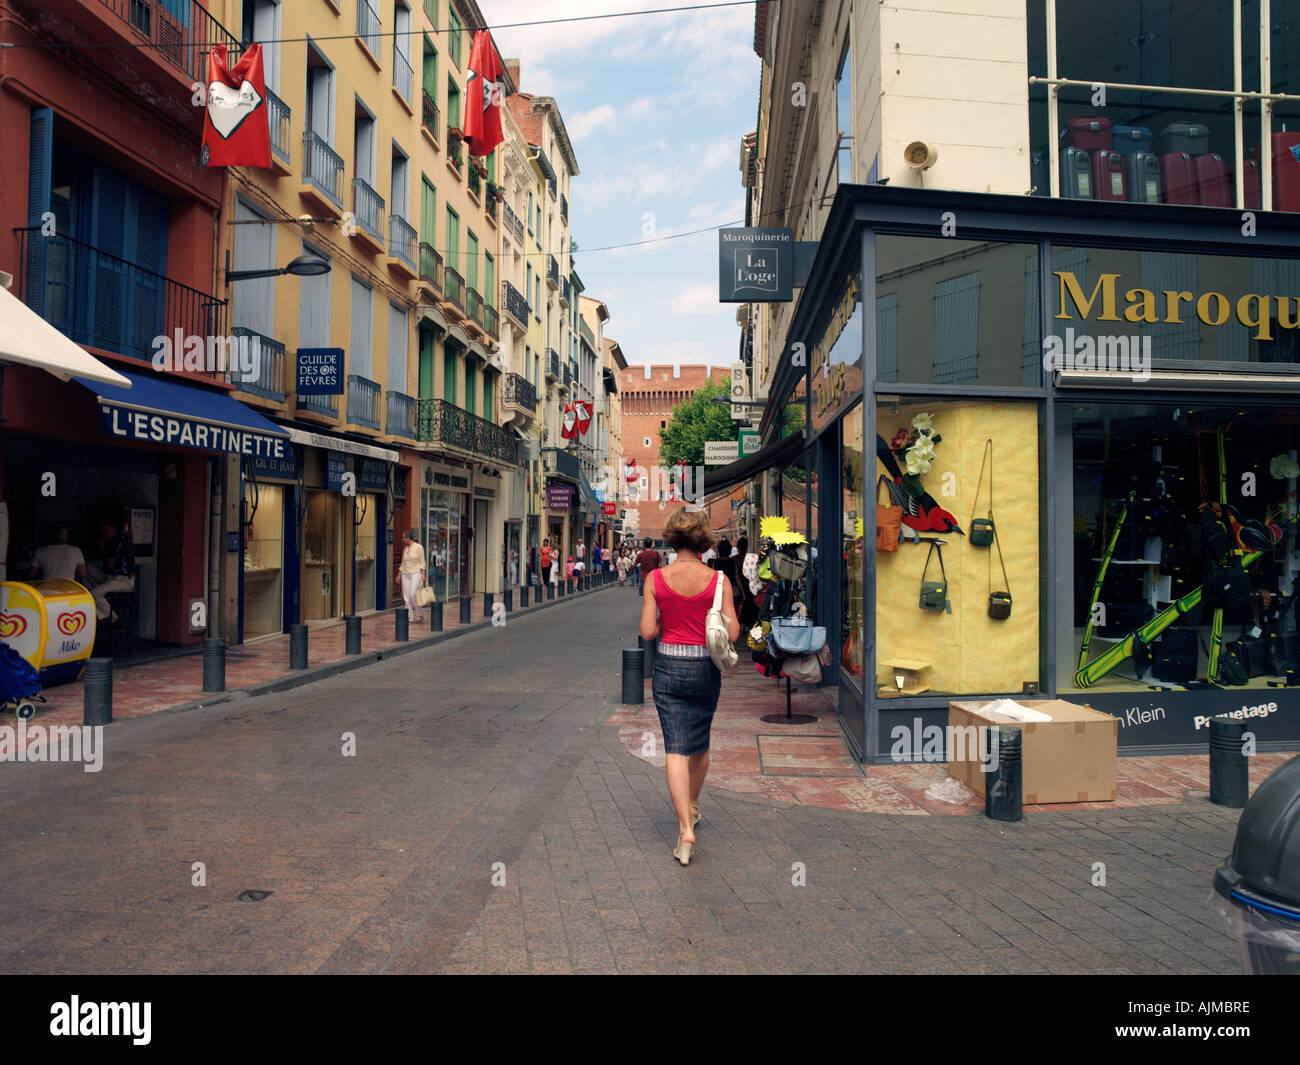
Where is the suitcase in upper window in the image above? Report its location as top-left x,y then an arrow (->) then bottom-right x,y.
1060,147 -> 1093,199
1157,121 -> 1211,156
1243,158 -> 1262,209
1112,124 -> 1153,158
1091,149 -> 1127,201
1271,132 -> 1300,211
1159,152 -> 1199,205
1062,116 -> 1113,151
1194,153 -> 1232,207
1125,152 -> 1162,203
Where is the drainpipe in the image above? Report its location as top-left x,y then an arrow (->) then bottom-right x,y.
208,455 -> 223,641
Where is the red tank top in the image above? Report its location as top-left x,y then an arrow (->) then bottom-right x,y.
653,568 -> 719,645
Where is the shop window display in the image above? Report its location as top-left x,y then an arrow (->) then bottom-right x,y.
354,497 -> 377,612
1064,400 -> 1300,694
242,483 -> 283,639
841,402 -> 865,684
304,491 -> 340,620
874,398 -> 1041,697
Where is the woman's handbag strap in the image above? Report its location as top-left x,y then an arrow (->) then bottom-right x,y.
969,438 -> 994,527
991,526 -> 1010,595
922,541 -> 947,583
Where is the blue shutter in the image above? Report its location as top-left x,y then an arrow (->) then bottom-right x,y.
91,166 -> 128,354
1022,254 -> 1040,385
933,272 -> 980,383
26,108 -> 53,316
876,293 -> 898,383
130,191 -> 169,356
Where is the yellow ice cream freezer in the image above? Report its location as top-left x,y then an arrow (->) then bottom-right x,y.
0,580 -> 97,685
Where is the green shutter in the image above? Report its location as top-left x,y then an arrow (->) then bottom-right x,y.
422,40 -> 438,99
466,231 -> 478,289
485,254 -> 495,307
419,324 -> 435,397
421,176 -> 436,244
444,343 -> 457,403
465,361 -> 476,414
484,374 -> 494,421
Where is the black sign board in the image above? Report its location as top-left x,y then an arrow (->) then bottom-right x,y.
297,348 -> 344,395
718,227 -> 793,302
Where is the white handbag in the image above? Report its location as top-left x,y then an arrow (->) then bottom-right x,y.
705,574 -> 739,671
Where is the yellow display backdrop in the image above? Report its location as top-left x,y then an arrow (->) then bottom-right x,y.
875,401 -> 1040,694
0,580 -> 97,686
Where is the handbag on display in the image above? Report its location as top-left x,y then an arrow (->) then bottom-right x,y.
781,654 -> 822,684
1204,561 -> 1251,609
876,476 -> 902,553
416,582 -> 436,606
968,439 -> 996,548
988,528 -> 1012,620
769,544 -> 808,582
919,541 -> 949,612
769,615 -> 828,656
705,574 -> 739,671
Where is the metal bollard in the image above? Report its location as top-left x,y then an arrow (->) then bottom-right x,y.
639,634 -> 657,678
289,623 -> 309,670
395,607 -> 409,642
557,579 -> 565,597
203,637 -> 226,693
484,591 -> 494,617
459,596 -> 472,624
504,588 -> 513,612
430,600 -> 443,632
1210,716 -> 1249,808
520,586 -> 529,608
83,657 -> 113,726
547,582 -> 555,599
345,615 -> 362,655
985,725 -> 1023,822
622,647 -> 645,704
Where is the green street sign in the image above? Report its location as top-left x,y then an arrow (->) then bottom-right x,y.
739,430 -> 761,457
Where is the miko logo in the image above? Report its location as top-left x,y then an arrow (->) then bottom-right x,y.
57,612 -> 88,637
0,613 -> 26,639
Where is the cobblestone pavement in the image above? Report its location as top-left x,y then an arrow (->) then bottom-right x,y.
0,585 -> 1255,974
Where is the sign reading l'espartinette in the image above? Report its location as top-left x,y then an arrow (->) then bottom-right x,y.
719,228 -> 793,302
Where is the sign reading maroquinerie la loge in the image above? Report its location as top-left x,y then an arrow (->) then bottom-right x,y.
718,227 -> 793,303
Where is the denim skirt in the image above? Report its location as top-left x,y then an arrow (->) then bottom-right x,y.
652,653 -> 722,756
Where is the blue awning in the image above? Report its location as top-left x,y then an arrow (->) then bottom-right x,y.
75,370 -> 291,460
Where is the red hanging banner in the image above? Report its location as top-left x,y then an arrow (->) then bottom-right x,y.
201,44 -> 273,169
463,29 -> 505,158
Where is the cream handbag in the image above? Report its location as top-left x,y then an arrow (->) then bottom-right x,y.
416,582 -> 436,606
705,574 -> 739,671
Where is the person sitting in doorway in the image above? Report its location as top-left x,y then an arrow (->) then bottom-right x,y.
88,519 -> 136,623
28,523 -> 89,584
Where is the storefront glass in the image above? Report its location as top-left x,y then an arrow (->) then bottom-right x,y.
355,495 -> 377,611
304,490 -> 340,620
504,520 -> 522,587
420,486 -> 466,602
841,401 -> 865,687
243,483 -> 283,638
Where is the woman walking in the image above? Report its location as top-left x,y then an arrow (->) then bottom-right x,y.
640,507 -> 740,866
397,530 -> 427,622
539,538 -> 555,586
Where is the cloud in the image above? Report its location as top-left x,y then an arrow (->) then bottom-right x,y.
670,284 -> 720,316
568,103 -> 617,142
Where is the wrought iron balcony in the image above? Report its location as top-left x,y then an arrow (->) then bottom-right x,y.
389,215 -> 417,270
447,138 -> 464,172
502,201 -> 525,243
501,372 -> 536,414
466,287 -> 483,327
560,278 -> 571,306
229,326 -> 287,400
393,43 -> 413,104
546,348 -> 560,380
421,91 -> 440,140
579,317 -> 595,347
444,267 -> 464,310
542,446 -> 580,481
503,281 -> 529,327
352,177 -> 385,243
546,254 -> 559,288
100,0 -> 240,85
297,381 -> 339,418
417,398 -> 520,464
484,305 -> 498,338
560,194 -> 568,224
386,391 -> 417,438
347,374 -> 381,430
13,227 -> 226,366
302,130 -> 344,210
548,175 -> 557,200
467,166 -> 482,201
266,88 -> 291,168
419,243 -> 443,292
562,362 -> 571,389
356,0 -> 380,56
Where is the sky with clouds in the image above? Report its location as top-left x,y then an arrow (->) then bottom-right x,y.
487,0 -> 759,373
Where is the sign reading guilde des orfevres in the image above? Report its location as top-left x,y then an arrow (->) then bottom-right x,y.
719,228 -> 793,302
297,348 -> 343,395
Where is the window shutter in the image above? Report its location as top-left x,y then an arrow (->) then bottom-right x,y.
388,302 -> 407,393
26,108 -> 53,316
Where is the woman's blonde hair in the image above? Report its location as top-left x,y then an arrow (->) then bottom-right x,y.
663,505 -> 716,553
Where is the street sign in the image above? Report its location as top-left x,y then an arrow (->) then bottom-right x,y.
704,441 -> 739,465
718,228 -> 794,303
739,430 -> 761,457
731,360 -> 750,421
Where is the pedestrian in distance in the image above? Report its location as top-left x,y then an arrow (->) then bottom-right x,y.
635,537 -> 660,598
540,538 -> 555,586
639,507 -> 740,867
616,547 -> 630,586
396,529 -> 427,622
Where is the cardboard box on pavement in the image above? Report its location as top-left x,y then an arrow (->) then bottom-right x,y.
948,698 -> 1118,804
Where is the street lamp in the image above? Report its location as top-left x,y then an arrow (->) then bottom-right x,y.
225,254 -> 331,284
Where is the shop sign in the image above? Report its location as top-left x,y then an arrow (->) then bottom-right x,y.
718,228 -> 793,303
248,449 -> 299,484
809,272 -> 863,430
325,451 -> 347,491
425,462 -> 470,491
296,348 -> 344,395
739,430 -> 761,457
474,484 -> 497,498
359,459 -> 388,494
602,502 -> 617,516
100,406 -> 289,459
547,483 -> 574,510
704,440 -> 739,464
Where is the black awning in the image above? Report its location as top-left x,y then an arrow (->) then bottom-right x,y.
702,431 -> 806,496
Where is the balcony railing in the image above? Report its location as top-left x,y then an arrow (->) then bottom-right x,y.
502,201 -> 525,243
14,227 -> 226,366
229,326 -> 286,400
444,267 -> 464,309
389,215 -> 417,270
266,88 -> 291,167
579,317 -> 595,347
542,446 -> 580,480
466,287 -> 483,327
347,374 -> 381,430
352,177 -> 385,243
393,44 -> 413,103
100,0 -> 240,85
560,194 -> 568,224
468,166 -> 482,201
561,278 -> 571,305
483,305 -> 498,338
501,372 -> 537,414
548,175 -> 557,199
448,138 -> 464,172
503,281 -> 529,327
546,348 -> 560,380
297,389 -> 339,417
302,130 -> 344,210
386,391 -> 417,438
421,90 -> 440,139
546,254 -> 559,288
562,362 -> 571,389
419,243 -> 443,292
417,398 -> 520,464
356,0 -> 380,56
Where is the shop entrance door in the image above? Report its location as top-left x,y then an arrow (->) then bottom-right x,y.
473,498 -> 489,593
